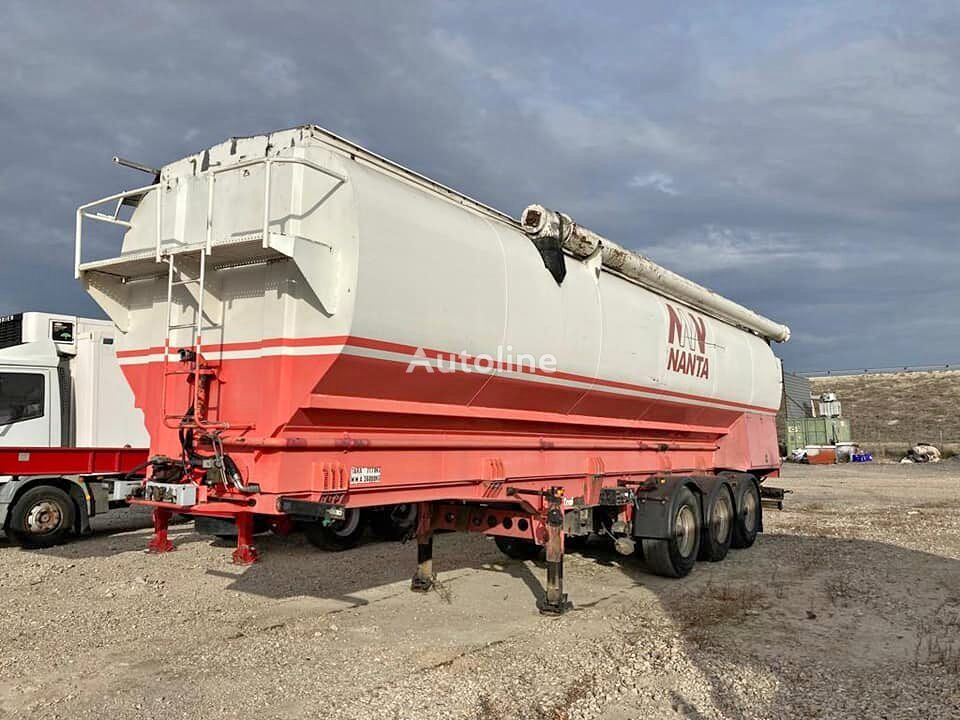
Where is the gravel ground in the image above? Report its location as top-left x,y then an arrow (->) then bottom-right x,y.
1,462 -> 958,719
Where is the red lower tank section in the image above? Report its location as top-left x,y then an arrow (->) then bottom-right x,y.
119,334 -> 779,515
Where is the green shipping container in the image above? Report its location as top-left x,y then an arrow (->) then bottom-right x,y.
785,417 -> 851,454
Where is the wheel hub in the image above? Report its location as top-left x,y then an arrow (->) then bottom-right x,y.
742,491 -> 757,530
714,495 -> 732,542
25,501 -> 63,534
675,505 -> 696,557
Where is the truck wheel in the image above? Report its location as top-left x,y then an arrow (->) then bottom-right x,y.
698,484 -> 734,562
494,536 -> 542,560
303,509 -> 366,551
731,479 -> 761,549
7,486 -> 76,549
369,504 -> 418,540
642,486 -> 700,578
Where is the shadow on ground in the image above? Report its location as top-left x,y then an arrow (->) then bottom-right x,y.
205,526 -> 960,717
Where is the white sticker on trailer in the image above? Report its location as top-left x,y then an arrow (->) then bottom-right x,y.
350,466 -> 381,484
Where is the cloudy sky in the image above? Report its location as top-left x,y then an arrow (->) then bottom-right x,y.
1,1 -> 958,371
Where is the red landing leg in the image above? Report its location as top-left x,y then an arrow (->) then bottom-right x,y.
147,507 -> 175,554
232,513 -> 259,565
410,503 -> 435,593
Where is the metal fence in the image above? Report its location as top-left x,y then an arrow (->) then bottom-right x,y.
800,363 -> 960,377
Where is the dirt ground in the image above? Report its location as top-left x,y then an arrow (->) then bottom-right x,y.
1,462 -> 958,720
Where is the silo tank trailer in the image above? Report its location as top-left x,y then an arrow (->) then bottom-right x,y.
75,126 -> 789,614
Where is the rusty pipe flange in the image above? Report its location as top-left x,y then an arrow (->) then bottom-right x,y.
520,204 -> 601,259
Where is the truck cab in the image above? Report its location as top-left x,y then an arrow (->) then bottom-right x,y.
0,312 -> 149,546
0,312 -> 147,448
0,338 -> 61,447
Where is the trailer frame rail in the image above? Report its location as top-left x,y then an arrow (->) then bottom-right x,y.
0,447 -> 149,477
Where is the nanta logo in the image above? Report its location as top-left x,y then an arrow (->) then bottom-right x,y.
665,304 -> 710,379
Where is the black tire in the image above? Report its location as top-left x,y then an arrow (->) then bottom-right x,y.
494,535 -> 542,560
7,485 -> 76,549
195,515 -> 270,538
368,504 -> 418,541
642,486 -> 700,578
195,515 -> 237,538
564,534 -> 588,553
731,479 -> 761,549
303,509 -> 366,551
698,484 -> 734,562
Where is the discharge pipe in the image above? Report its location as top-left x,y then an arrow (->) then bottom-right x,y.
520,205 -> 791,343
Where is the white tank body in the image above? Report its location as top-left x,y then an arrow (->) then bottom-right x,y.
79,126 -> 784,441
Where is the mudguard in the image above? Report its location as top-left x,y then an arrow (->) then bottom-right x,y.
633,474 -> 741,539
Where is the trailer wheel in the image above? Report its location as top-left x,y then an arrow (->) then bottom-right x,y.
698,484 -> 734,562
7,485 -> 76,549
494,536 -> 542,560
303,509 -> 366,551
563,534 -> 588,553
642,486 -> 700,578
195,515 -> 270,539
369,504 -> 418,541
731,479 -> 761,549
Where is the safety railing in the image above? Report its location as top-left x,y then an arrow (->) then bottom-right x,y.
75,155 -> 347,278
75,182 -> 158,278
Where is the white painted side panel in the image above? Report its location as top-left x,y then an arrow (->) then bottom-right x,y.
71,329 -> 148,447
349,162 -> 506,355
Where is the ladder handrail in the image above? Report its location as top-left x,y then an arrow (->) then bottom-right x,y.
161,255 -> 177,428
195,242 -> 206,364
162,250 -> 227,430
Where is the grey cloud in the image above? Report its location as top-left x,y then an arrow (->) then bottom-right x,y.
0,0 -> 957,371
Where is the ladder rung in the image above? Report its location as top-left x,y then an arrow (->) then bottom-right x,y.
167,323 -> 197,330
171,279 -> 199,287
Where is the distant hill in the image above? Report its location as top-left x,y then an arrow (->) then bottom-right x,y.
809,370 -> 960,457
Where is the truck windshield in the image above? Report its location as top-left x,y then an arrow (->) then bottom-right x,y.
0,372 -> 44,425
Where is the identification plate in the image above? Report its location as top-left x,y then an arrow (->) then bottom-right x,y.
350,466 -> 382,485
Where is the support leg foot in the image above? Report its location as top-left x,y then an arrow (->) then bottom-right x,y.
232,546 -> 259,564
232,513 -> 259,565
410,534 -> 435,592
410,575 -> 435,593
537,557 -> 573,615
146,508 -> 175,554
